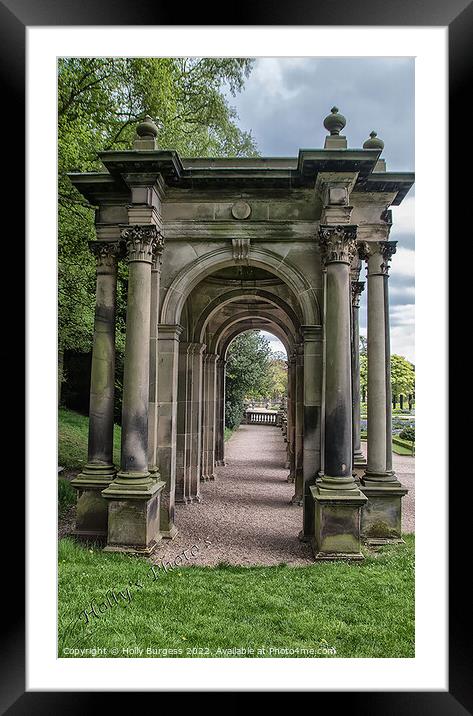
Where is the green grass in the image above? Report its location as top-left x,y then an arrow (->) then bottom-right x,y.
224,427 -> 234,442
58,535 -> 414,659
58,407 -> 121,471
360,436 -> 414,457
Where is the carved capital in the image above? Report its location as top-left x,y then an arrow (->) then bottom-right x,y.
319,224 -> 358,265
358,240 -> 397,275
121,224 -> 163,264
89,240 -> 122,273
351,280 -> 365,307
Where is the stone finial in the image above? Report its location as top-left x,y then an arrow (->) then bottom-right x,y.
134,115 -> 159,150
363,130 -> 384,150
323,106 -> 346,136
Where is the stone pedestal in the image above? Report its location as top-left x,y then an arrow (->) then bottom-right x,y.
71,241 -> 120,539
103,479 -> 165,554
311,485 -> 366,559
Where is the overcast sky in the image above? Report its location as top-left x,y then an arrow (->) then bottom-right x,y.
227,58 -> 415,363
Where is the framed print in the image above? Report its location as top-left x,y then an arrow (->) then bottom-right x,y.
2,0 -> 464,708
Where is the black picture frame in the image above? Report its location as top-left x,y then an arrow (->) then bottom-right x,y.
4,0 -> 462,710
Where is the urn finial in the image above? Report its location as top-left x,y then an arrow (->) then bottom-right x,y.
323,106 -> 346,136
363,130 -> 384,150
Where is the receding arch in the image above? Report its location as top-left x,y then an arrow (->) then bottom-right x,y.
219,321 -> 291,359
212,312 -> 295,356
160,246 -> 321,327
193,287 -> 301,344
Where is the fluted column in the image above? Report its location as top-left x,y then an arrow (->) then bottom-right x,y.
72,240 -> 120,538
102,225 -> 165,553
351,274 -> 366,468
310,225 -> 367,560
358,240 -> 407,542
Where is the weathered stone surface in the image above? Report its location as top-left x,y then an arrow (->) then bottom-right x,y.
68,114 -> 414,560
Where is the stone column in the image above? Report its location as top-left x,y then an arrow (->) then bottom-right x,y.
215,357 -> 226,466
200,353 -> 210,481
351,274 -> 366,469
359,240 -> 407,542
102,226 -> 165,554
175,342 -> 192,503
156,323 -> 182,538
188,343 -> 205,501
291,344 -> 304,504
301,325 -> 323,536
311,225 -> 367,560
206,354 -> 219,480
72,240 -> 120,539
148,243 -> 164,475
286,355 -> 296,480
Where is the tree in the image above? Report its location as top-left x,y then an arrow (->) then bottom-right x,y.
58,57 -> 258,401
391,355 -> 415,400
225,331 -> 273,428
359,353 -> 415,404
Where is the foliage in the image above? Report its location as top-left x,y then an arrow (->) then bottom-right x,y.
58,407 -> 121,471
391,355 -> 415,399
58,478 -> 76,515
266,357 -> 288,401
225,331 -> 273,429
360,353 -> 415,402
58,58 -> 258,364
399,426 -> 415,442
58,535 -> 414,658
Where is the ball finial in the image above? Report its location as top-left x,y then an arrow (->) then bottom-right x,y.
363,130 -> 384,150
136,115 -> 159,139
323,106 -> 346,136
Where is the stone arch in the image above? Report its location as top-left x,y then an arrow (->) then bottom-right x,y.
193,288 -> 301,345
211,311 -> 296,355
219,320 -> 291,358
160,246 -> 321,327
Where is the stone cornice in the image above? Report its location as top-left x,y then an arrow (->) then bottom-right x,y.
319,224 -> 358,265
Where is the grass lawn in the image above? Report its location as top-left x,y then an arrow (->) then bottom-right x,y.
58,535 -> 414,659
58,407 -> 121,471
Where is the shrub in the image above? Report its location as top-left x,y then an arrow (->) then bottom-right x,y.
399,425 -> 415,442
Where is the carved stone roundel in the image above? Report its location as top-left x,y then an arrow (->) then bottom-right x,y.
231,201 -> 251,220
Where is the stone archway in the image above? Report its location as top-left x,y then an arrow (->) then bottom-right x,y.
68,110 -> 414,560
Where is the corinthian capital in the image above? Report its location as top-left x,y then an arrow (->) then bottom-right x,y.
89,240 -> 122,273
358,240 -> 397,275
319,224 -> 358,266
121,224 -> 163,264
351,280 -> 365,307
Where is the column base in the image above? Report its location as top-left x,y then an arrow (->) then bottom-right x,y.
161,524 -> 179,540
310,483 -> 367,560
291,494 -> 303,506
101,475 -> 165,553
70,464 -> 116,539
360,474 -> 408,542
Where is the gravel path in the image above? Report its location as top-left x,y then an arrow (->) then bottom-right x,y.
151,426 -> 415,568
